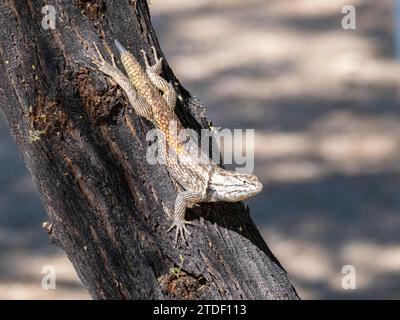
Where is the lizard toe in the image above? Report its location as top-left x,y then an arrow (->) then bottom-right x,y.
167,219 -> 192,244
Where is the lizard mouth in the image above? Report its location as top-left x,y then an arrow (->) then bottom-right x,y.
250,181 -> 263,197
256,180 -> 263,192
248,180 -> 263,199
237,180 -> 263,201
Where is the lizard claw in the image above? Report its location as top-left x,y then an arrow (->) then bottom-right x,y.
111,53 -> 117,68
167,219 -> 193,244
88,43 -> 123,85
90,42 -> 107,69
90,43 -> 118,68
140,49 -> 150,68
140,46 -> 163,69
151,45 -> 163,64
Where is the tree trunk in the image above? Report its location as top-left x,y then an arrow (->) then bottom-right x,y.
0,0 -> 299,299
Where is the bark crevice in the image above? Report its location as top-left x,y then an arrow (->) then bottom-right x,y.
0,0 -> 299,300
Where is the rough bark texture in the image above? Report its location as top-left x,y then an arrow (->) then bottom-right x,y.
0,0 -> 299,299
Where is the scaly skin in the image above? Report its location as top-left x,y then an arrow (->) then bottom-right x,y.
89,40 -> 263,244
115,40 -> 184,155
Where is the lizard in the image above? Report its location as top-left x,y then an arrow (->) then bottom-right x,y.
89,40 -> 263,243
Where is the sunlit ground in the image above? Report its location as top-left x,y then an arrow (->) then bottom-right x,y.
0,0 -> 399,299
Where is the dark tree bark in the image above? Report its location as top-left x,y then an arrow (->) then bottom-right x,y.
0,0 -> 299,299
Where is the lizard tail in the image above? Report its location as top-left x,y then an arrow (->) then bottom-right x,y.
114,39 -> 127,55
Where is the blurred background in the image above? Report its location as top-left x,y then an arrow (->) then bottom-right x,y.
1,0 -> 399,299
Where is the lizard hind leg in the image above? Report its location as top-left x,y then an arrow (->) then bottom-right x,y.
141,47 -> 177,111
91,42 -> 125,81
90,43 -> 153,121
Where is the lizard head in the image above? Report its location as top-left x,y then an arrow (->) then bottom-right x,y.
208,170 -> 263,202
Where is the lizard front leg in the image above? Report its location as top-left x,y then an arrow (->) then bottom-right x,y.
168,190 -> 204,243
141,47 -> 177,111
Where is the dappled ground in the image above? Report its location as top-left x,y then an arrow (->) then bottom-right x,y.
0,0 -> 399,299
0,113 -> 87,299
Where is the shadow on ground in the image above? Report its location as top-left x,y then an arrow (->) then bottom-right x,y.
0,114 -> 88,299
0,0 -> 399,299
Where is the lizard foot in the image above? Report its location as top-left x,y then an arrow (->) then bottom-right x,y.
167,218 -> 193,244
90,43 -> 109,67
89,42 -> 121,80
140,46 -> 163,73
